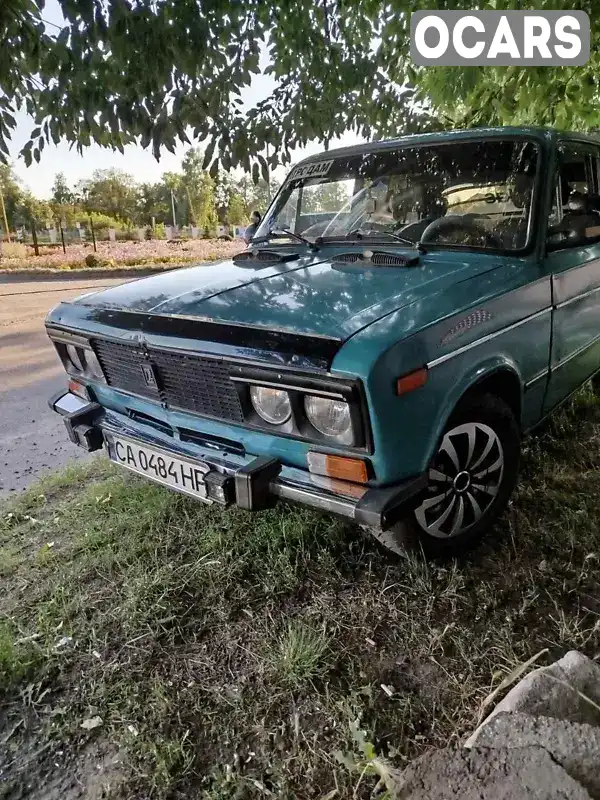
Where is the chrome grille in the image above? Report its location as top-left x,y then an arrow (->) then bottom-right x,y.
92,339 -> 244,423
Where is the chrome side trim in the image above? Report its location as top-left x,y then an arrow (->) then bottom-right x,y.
427,308 -> 552,369
551,332 -> 600,372
47,329 -> 93,348
270,481 -> 358,517
230,375 -> 345,399
555,283 -> 600,310
524,368 -> 549,391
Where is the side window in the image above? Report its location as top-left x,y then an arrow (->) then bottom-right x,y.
548,142 -> 600,248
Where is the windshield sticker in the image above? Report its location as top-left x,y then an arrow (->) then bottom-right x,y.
287,160 -> 334,183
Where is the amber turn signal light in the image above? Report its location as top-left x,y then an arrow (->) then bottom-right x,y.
396,367 -> 428,396
68,378 -> 89,399
307,452 -> 369,484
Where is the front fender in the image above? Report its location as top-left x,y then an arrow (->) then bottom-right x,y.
423,355 -> 523,471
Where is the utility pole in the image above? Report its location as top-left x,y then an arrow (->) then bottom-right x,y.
0,185 -> 11,242
82,187 -> 96,251
265,143 -> 271,205
31,216 -> 39,256
171,190 -> 177,231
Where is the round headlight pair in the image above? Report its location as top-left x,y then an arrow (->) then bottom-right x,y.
249,385 -> 352,439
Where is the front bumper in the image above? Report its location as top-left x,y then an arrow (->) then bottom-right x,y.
49,391 -> 427,532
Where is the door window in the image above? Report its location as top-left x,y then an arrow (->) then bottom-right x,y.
548,142 -> 600,248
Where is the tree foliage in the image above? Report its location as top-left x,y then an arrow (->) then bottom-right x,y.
1,0 -> 425,174
399,1 -> 600,130
3,1 -> 600,175
0,164 -> 23,231
78,168 -> 138,221
302,182 -> 352,213
51,172 -> 74,206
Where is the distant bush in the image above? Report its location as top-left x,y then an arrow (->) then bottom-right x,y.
145,223 -> 167,241
2,242 -> 28,259
115,229 -> 140,242
85,253 -> 102,267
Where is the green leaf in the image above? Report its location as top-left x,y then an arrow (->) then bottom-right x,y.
202,140 -> 216,170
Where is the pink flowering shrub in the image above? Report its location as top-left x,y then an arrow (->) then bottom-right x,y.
1,239 -> 244,270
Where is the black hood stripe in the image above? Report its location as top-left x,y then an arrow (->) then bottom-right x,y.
87,309 -> 343,369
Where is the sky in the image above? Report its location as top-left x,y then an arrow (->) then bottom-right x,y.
10,0 -> 364,198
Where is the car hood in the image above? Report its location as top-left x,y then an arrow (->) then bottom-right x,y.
70,249 -> 504,340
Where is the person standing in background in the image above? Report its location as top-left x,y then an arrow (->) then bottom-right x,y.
244,211 -> 262,243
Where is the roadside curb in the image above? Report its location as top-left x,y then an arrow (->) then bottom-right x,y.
0,264 -> 182,283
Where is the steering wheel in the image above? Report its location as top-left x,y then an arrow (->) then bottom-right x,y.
420,214 -> 503,248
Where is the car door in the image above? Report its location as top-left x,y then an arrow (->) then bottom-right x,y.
544,139 -> 600,412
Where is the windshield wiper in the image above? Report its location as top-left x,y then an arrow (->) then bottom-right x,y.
251,228 -> 319,250
345,227 -> 418,248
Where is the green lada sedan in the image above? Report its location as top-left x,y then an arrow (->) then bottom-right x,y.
46,126 -> 600,555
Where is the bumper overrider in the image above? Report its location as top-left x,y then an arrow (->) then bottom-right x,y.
49,390 -> 427,532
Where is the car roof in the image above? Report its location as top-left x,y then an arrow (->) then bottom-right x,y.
294,126 -> 600,166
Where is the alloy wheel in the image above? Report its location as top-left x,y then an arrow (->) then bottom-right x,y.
414,421 -> 504,539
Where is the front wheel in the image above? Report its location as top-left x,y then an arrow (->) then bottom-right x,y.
371,393 -> 521,558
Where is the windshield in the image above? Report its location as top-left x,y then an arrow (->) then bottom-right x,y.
256,139 -> 539,252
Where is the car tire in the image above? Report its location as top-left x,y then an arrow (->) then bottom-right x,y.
370,393 -> 521,558
591,372 -> 600,394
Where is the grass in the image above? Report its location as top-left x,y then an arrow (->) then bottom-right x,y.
1,390 -> 600,798
267,620 -> 332,687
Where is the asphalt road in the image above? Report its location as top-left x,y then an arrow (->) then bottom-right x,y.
0,277 -> 129,497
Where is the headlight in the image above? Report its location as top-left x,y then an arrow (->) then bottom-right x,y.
250,385 -> 292,425
84,349 -> 105,381
56,340 -> 105,383
305,396 -> 352,438
65,344 -> 85,372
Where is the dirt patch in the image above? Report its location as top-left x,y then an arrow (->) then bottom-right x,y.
1,726 -> 125,800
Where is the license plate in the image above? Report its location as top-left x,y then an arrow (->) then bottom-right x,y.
106,433 -> 211,502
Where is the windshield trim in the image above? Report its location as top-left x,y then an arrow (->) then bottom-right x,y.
257,133 -> 545,258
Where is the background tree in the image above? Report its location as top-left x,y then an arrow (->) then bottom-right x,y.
50,172 -> 73,206
214,171 -> 236,223
135,182 -> 171,226
79,169 -> 138,222
236,175 -> 280,216
48,171 -> 75,229
17,191 -> 52,228
0,164 -> 22,232
302,182 -> 352,213
179,148 -> 219,232
161,172 -> 183,228
226,192 -> 248,226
